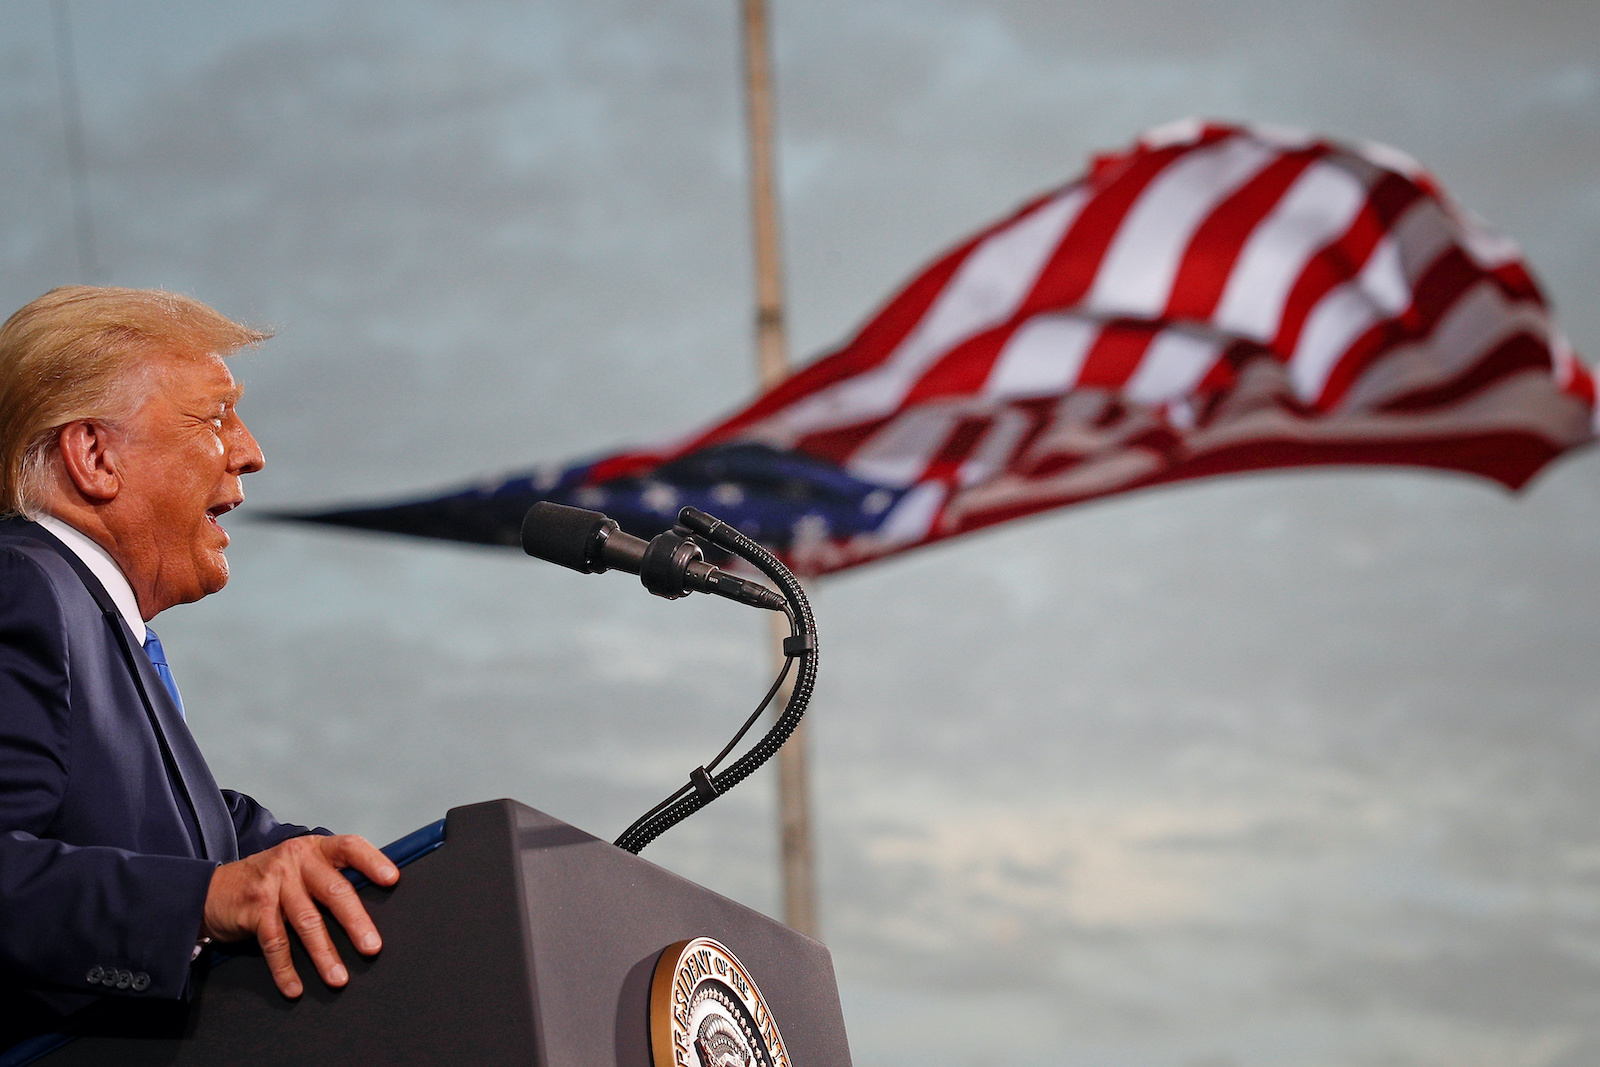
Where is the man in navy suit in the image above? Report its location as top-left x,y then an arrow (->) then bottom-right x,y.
0,286 -> 399,1041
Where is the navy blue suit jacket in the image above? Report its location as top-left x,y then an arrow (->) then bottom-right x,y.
0,518 -> 313,1035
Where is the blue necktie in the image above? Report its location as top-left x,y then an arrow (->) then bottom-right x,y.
142,628 -> 185,719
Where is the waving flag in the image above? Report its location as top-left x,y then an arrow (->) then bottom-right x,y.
294,119 -> 1597,575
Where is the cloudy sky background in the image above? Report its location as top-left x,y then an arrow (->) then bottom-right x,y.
5,2 -> 1600,1064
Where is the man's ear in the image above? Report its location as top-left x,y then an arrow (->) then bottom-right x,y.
55,421 -> 122,503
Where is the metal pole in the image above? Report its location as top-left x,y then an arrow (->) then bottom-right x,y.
742,0 -> 789,390
740,0 -> 818,938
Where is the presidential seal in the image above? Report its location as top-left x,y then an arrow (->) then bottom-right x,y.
650,937 -> 791,1067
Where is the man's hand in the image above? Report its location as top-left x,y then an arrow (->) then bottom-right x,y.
202,834 -> 400,999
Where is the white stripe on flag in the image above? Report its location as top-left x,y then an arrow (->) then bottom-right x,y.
1288,283 -> 1379,402
982,314 -> 1099,399
1125,329 -> 1225,405
958,408 -> 1033,488
1245,121 -> 1318,151
1456,214 -> 1523,270
1356,233 -> 1412,317
1087,135 -> 1278,318
1289,233 -> 1408,402
846,406 -> 962,487
1212,160 -> 1369,343
1353,138 -> 1428,184
874,482 -> 948,546
1139,117 -> 1207,150
1388,198 -> 1457,283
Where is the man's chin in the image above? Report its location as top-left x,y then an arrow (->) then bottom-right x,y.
151,560 -> 230,615
184,552 -> 231,604
202,555 -> 230,595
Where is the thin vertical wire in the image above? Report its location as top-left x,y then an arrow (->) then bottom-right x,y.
52,0 -> 100,282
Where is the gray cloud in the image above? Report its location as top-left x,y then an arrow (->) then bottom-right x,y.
5,1 -> 1600,1063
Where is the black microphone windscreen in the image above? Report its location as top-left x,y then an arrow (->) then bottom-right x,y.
521,502 -> 611,572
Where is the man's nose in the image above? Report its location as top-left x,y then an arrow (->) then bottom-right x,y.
229,418 -> 265,475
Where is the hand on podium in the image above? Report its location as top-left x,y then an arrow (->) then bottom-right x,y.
201,834 -> 400,999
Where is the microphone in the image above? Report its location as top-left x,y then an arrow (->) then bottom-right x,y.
521,501 -> 787,612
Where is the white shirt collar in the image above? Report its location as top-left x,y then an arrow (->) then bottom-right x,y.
34,514 -> 147,644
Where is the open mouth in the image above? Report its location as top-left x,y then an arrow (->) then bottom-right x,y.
206,500 -> 241,526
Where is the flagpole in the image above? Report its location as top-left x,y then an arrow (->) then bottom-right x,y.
740,0 -> 817,939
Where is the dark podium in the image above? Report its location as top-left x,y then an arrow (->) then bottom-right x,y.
32,800 -> 852,1066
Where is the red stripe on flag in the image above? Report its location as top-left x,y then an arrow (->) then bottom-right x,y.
1076,320 -> 1159,388
1378,333 -> 1553,413
1565,359 -> 1598,408
1165,148 -> 1325,321
902,321 -> 1018,404
793,417 -> 895,466
937,431 -> 1567,550
587,450 -> 671,483
1160,432 -> 1566,493
921,417 -> 992,485
1271,172 -> 1426,361
1020,144 -> 1195,314
1487,260 -> 1543,304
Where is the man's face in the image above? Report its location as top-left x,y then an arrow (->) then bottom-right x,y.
108,351 -> 264,618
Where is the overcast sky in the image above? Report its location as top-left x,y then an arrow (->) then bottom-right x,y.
5,3 -> 1600,1065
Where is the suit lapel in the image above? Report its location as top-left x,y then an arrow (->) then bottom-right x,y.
116,620 -> 240,863
1,519 -> 239,863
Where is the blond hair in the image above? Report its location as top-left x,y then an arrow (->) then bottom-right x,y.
0,286 -> 271,518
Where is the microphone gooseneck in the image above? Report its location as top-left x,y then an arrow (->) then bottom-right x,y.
519,501 -> 818,854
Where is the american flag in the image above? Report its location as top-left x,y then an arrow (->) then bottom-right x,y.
296,120 -> 1597,575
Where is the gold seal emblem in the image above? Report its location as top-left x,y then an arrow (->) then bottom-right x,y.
650,936 -> 791,1067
